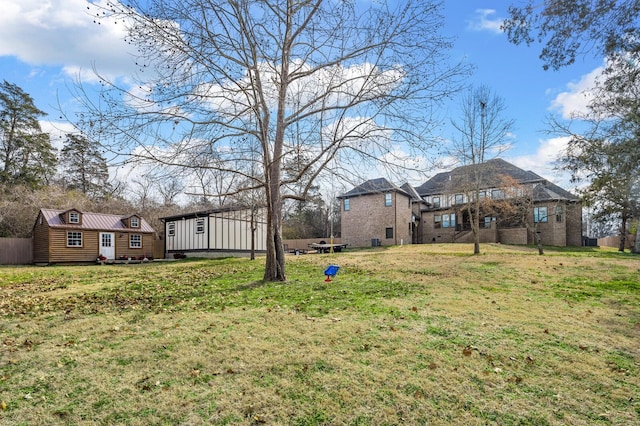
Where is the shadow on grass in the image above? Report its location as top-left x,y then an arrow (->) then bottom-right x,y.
233,280 -> 267,291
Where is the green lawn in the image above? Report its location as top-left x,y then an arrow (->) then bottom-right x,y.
1,244 -> 639,425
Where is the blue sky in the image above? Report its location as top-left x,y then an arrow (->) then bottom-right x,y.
0,0 -> 603,191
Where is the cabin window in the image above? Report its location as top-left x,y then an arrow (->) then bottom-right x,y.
343,198 -> 350,211
196,218 -> 205,234
168,222 -> 175,237
131,217 -> 140,228
385,193 -> 392,207
69,212 -> 80,223
130,234 -> 142,248
534,207 -> 548,223
385,227 -> 394,239
67,231 -> 82,247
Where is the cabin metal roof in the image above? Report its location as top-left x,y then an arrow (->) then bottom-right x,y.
40,209 -> 155,233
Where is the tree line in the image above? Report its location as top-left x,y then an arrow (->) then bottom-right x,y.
0,79 -> 338,240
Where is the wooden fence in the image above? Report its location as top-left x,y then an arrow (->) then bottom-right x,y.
597,234 -> 634,250
0,238 -> 33,265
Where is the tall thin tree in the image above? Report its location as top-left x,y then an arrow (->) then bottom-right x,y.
449,85 -> 514,254
76,0 -> 469,281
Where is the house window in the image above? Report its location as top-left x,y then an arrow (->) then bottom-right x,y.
131,217 -> 140,228
442,213 -> 456,228
67,231 -> 82,247
432,196 -> 440,208
491,189 -> 504,200
556,205 -> 563,222
534,207 -> 548,223
69,212 -> 80,223
479,191 -> 486,199
483,216 -> 495,228
454,194 -> 464,205
344,198 -> 350,211
385,193 -> 392,207
434,215 -> 442,229
196,218 -> 205,234
130,234 -> 142,248
385,227 -> 394,239
168,222 -> 175,237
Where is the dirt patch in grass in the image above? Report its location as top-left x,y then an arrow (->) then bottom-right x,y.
1,244 -> 639,425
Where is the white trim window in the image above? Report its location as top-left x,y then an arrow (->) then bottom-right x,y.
385,193 -> 392,207
131,217 -> 140,228
67,231 -> 82,247
130,234 -> 142,248
69,212 -> 80,223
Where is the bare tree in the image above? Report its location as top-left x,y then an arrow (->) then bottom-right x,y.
76,0 -> 469,281
449,85 -> 514,254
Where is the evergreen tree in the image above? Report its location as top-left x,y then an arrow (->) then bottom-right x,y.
60,134 -> 112,200
0,80 -> 56,187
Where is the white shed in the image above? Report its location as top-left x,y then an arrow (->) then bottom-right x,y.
161,207 -> 267,257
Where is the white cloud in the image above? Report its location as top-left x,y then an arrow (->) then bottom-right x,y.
468,9 -> 503,34
0,0 -> 138,82
549,66 -> 602,119
508,136 -> 574,188
40,120 -> 77,150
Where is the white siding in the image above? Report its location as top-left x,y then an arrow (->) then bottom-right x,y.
166,208 -> 267,253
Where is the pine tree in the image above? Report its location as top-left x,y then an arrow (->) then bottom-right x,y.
60,134 -> 112,200
0,80 -> 56,187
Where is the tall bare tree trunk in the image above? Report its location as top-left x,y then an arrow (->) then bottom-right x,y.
618,217 -> 627,252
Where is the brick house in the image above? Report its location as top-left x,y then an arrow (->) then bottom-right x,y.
338,159 -> 582,248
337,178 -> 424,248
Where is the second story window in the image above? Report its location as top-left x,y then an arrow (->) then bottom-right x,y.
556,205 -> 563,222
131,217 -> 140,228
454,194 -> 464,205
385,193 -> 392,206
432,196 -> 440,208
344,198 -> 350,211
69,212 -> 79,223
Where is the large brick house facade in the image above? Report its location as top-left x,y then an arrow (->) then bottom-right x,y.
338,159 -> 582,248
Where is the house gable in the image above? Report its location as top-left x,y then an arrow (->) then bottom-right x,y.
121,214 -> 142,229
59,208 -> 83,226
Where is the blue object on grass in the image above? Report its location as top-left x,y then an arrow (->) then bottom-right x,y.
324,265 -> 340,281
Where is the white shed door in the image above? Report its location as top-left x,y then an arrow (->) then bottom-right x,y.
100,232 -> 115,259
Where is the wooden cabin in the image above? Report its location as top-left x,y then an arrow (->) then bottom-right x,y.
33,208 -> 156,264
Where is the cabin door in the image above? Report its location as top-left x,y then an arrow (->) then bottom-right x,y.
99,232 -> 115,259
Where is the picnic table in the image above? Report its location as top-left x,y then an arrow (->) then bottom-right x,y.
308,241 -> 348,253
